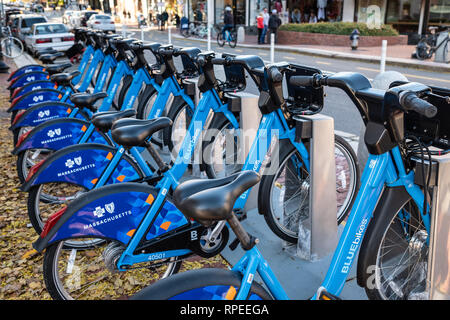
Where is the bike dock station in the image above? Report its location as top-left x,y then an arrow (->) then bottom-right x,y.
425,151 -> 450,299
216,82 -> 362,298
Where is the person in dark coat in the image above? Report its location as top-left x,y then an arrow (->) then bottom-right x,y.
161,10 -> 169,31
268,9 -> 282,43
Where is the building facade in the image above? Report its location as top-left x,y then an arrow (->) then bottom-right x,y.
80,0 -> 448,36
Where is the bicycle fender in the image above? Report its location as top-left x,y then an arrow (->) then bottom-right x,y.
22,143 -> 143,191
8,71 -> 50,90
356,186 -> 412,288
8,65 -> 45,82
8,89 -> 64,112
12,118 -> 111,155
11,102 -> 86,130
33,183 -> 164,252
10,80 -> 57,101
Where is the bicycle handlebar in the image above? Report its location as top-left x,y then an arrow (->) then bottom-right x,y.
399,91 -> 438,118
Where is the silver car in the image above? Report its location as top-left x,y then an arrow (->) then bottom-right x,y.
86,14 -> 116,33
24,23 -> 75,57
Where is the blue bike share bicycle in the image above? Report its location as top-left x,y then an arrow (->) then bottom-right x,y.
21,46 -> 202,237
132,68 -> 449,300
31,52 -> 359,299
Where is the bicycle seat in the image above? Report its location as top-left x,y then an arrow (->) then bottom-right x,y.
91,109 -> 136,132
173,171 -> 260,227
69,92 -> 108,111
143,42 -> 161,54
45,63 -> 72,75
50,70 -> 81,86
234,55 -> 265,72
39,52 -> 64,64
111,117 -> 173,148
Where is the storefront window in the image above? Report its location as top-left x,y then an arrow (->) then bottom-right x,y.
356,0 -> 387,24
215,0 -> 233,24
215,0 -> 245,25
249,0 -> 269,26
188,0 -> 206,22
287,0 -> 343,23
430,0 -> 450,24
385,0 -> 421,23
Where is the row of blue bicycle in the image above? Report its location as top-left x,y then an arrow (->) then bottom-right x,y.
7,27 -> 449,300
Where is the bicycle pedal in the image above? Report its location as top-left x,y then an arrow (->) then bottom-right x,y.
233,209 -> 247,221
318,289 -> 341,300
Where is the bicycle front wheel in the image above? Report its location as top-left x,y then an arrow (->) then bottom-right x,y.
1,37 -> 23,59
43,238 -> 182,300
228,31 -> 237,48
132,268 -> 273,300
358,195 -> 429,300
217,32 -> 225,47
258,136 -> 359,243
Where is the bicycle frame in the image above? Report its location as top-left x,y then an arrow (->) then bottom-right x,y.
115,89 -> 227,269
118,86 -> 310,268
228,146 -> 429,300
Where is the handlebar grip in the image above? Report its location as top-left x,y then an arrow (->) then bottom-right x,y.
268,67 -> 283,82
399,91 -> 438,118
211,58 -> 226,65
289,75 -> 314,87
159,49 -> 173,56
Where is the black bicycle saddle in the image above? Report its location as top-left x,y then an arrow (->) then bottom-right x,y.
111,117 -> 172,148
91,109 -> 136,132
173,171 -> 261,227
50,70 -> 81,86
45,63 -> 72,75
69,92 -> 108,111
39,52 -> 64,64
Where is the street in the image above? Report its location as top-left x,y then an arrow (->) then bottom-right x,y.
119,25 -> 450,136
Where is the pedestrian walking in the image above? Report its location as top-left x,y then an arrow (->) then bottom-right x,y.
261,7 -> 270,44
256,12 -> 264,44
268,9 -> 282,43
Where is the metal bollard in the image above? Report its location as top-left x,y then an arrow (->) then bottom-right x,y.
380,40 -> 387,73
270,33 -> 275,63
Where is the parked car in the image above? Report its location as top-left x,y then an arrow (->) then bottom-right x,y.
24,23 -> 75,57
79,10 -> 98,27
11,14 -> 48,42
86,14 -> 115,33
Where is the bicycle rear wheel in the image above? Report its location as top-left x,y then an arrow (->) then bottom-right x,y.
1,37 -> 23,59
132,268 -> 273,300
